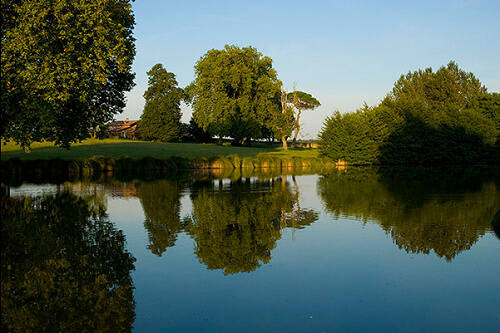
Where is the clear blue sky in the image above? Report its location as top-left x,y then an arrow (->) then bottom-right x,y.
122,0 -> 500,139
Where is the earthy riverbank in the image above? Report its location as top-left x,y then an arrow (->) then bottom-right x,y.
0,154 -> 335,185
1,140 -> 334,183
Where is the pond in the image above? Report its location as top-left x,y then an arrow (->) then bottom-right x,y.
1,167 -> 499,332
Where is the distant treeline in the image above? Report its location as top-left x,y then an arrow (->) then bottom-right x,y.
137,47 -> 320,150
319,62 -> 499,165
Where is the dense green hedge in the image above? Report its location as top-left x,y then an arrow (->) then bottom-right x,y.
319,62 -> 500,165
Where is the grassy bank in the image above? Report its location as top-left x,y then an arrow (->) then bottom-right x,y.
1,139 -> 319,161
1,139 -> 333,183
1,154 -> 334,185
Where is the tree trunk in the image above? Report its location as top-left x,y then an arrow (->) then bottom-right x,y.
292,109 -> 302,144
281,136 -> 288,150
231,137 -> 242,146
280,89 -> 289,150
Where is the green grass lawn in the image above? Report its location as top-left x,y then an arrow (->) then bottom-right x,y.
1,139 -> 320,161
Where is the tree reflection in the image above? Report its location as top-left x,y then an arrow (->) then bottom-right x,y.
493,210 -> 500,240
136,180 -> 188,256
186,177 -> 318,274
317,167 -> 500,261
1,192 -> 136,333
284,176 -> 319,231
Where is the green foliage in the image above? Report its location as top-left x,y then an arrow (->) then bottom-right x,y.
319,62 -> 499,165
287,91 -> 321,110
1,0 -> 136,148
287,90 -> 321,141
378,100 -> 497,165
386,61 -> 487,110
138,64 -> 184,142
189,45 -> 282,142
184,118 -> 213,142
1,192 -> 136,332
267,98 -> 296,142
319,111 -> 374,164
468,92 -> 500,141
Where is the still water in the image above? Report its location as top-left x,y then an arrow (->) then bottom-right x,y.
2,167 -> 499,332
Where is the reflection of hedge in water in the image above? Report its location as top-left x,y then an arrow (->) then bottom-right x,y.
1,192 -> 136,332
136,180 -> 188,256
317,167 -> 500,261
186,179 -> 318,275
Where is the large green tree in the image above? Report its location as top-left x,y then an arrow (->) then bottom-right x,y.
188,45 -> 282,144
138,64 -> 184,142
1,0 -> 136,147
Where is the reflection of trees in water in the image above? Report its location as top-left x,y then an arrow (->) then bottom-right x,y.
64,181 -> 108,215
1,192 -> 136,332
493,210 -> 500,240
186,178 -> 318,275
317,167 -> 500,261
136,180 -> 188,256
135,176 -> 318,274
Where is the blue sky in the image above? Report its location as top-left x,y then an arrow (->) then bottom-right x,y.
122,0 -> 500,138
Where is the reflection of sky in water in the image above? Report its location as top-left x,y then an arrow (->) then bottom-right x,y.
10,184 -> 59,197
8,174 -> 500,332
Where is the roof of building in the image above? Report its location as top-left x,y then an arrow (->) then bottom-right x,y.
108,118 -> 138,132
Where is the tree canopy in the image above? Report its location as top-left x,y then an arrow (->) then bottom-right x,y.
138,64 -> 184,142
319,62 -> 499,165
287,91 -> 320,142
288,91 -> 321,111
1,0 -> 136,147
386,61 -> 487,110
188,45 -> 283,144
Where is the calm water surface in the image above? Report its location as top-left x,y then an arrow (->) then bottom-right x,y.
2,167 -> 499,332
